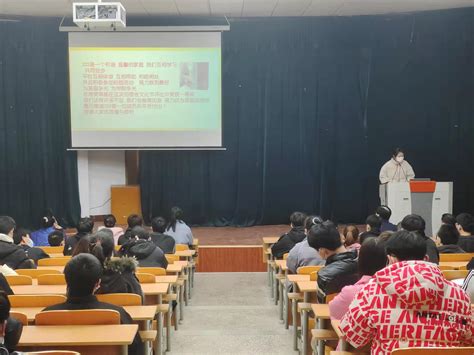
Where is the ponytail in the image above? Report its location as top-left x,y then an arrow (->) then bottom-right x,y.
167,207 -> 183,233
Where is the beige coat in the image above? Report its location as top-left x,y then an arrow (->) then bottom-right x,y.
379,158 -> 415,183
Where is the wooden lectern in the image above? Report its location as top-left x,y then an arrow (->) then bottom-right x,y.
111,185 -> 142,225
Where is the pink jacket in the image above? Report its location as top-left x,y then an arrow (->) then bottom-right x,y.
329,275 -> 371,320
340,260 -> 473,354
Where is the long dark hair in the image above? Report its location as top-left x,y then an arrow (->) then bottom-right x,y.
167,206 -> 184,233
71,230 -> 115,265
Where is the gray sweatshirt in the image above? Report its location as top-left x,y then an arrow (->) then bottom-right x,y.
286,238 -> 325,274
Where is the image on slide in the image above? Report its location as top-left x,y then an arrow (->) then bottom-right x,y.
180,62 -> 209,90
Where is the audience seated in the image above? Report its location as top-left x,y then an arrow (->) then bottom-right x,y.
462,269 -> 474,303
359,214 -> 382,244
13,228 -> 49,263
456,213 -> 474,252
119,226 -> 168,268
271,211 -> 307,259
150,216 -> 176,254
286,216 -> 325,274
98,214 -> 124,245
48,230 -> 65,246
340,230 -> 473,354
375,205 -> 397,232
342,224 -> 360,252
30,212 -> 63,247
63,217 -> 94,256
307,221 -> 358,302
165,207 -> 194,246
329,236 -> 388,320
0,216 -> 35,270
401,214 -> 439,264
72,230 -> 143,299
118,214 -> 143,246
43,254 -> 141,354
441,213 -> 456,226
435,223 -> 465,253
0,292 -> 23,353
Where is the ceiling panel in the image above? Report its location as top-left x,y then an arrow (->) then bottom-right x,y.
242,0 -> 278,16
0,0 -> 70,16
303,0 -> 344,16
175,0 -> 210,15
210,0 -> 243,16
272,0 -> 311,16
142,0 -> 179,15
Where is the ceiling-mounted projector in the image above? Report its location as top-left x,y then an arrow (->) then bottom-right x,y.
73,1 -> 126,30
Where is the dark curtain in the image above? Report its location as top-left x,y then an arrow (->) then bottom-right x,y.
141,8 -> 473,226
0,18 -> 81,228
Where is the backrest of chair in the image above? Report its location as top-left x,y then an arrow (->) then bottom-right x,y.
391,347 -> 474,355
15,269 -> 62,278
38,246 -> 64,254
10,311 -> 28,326
165,254 -> 179,264
136,273 -> 156,284
96,293 -> 142,306
442,269 -> 469,281
325,293 -> 338,303
37,274 -> 66,285
137,267 -> 166,276
175,244 -> 189,251
297,265 -> 323,275
6,275 -> 33,285
35,310 -> 121,325
439,253 -> 474,262
309,271 -> 318,281
282,253 -> 289,260
23,351 -> 81,355
38,257 -> 71,266
438,265 -> 456,271
9,295 -> 67,308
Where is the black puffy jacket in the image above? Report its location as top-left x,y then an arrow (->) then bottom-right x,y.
271,226 -> 306,259
0,239 -> 35,269
316,251 -> 359,302
120,240 -> 168,268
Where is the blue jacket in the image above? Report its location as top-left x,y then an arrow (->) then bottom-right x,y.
30,227 -> 55,246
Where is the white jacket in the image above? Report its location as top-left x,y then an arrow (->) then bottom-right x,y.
379,158 -> 415,183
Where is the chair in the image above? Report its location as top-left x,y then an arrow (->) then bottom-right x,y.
38,257 -> 71,266
297,265 -> 323,275
391,347 -> 474,355
15,269 -> 62,278
442,269 -> 469,281
96,293 -> 142,306
38,246 -> 64,254
165,254 -> 180,264
10,311 -> 28,326
136,273 -> 156,284
37,274 -> 66,285
282,253 -> 289,260
9,295 -> 67,308
6,275 -> 33,285
35,309 -> 120,325
309,271 -> 318,281
439,253 -> 474,262
438,265 -> 456,270
325,293 -> 338,303
175,244 -> 189,251
137,267 -> 166,276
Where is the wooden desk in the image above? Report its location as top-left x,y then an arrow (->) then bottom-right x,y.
174,250 -> 195,258
40,264 -> 185,274
296,281 -> 317,302
155,275 -> 178,284
262,236 -> 279,262
311,304 -> 330,320
274,259 -> 288,272
439,261 -> 467,270
287,274 -> 310,283
19,324 -> 137,355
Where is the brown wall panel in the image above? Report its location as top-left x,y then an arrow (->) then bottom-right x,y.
196,246 -> 266,272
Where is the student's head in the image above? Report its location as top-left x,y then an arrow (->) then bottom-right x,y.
358,237 -> 387,277
441,213 -> 456,226
307,221 -> 343,260
0,216 -> 16,238
64,254 -> 103,298
455,213 -> 474,235
168,207 -> 184,232
13,227 -> 31,245
72,229 -> 114,265
366,214 -> 382,232
131,226 -> 149,240
77,217 -> 94,234
304,216 -> 323,234
385,230 -> 427,264
375,205 -> 392,221
436,224 -> 460,246
103,214 -> 117,228
127,214 -> 143,229
48,230 -> 64,246
392,147 -> 405,163
0,292 -> 11,336
151,217 -> 167,233
401,214 -> 426,237
342,225 -> 360,247
289,212 -> 307,228
41,215 -> 55,229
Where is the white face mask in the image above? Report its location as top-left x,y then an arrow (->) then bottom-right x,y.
395,156 -> 404,163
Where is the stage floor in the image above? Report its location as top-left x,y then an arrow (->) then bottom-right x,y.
192,225 -> 289,245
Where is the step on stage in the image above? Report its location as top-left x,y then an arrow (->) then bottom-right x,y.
194,225 -> 288,272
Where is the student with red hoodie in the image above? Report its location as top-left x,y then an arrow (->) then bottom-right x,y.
340,230 -> 473,354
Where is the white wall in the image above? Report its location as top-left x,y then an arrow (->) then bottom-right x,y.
77,151 -> 126,217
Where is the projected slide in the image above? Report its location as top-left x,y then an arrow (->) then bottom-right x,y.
68,32 -> 222,148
